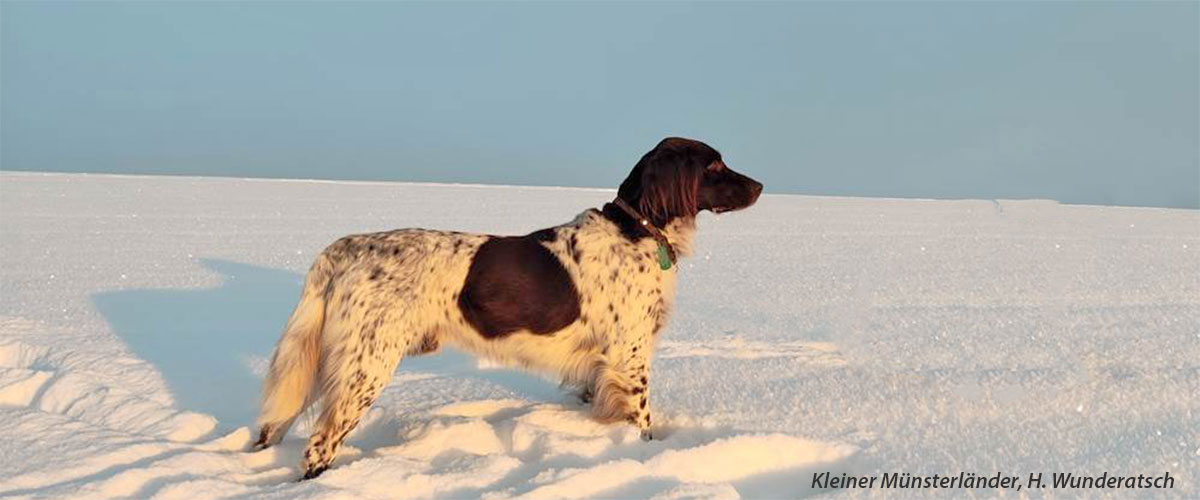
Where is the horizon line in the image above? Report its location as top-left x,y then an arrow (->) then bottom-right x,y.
2,168 -> 1195,213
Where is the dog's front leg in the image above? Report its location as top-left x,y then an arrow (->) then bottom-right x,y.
593,323 -> 655,439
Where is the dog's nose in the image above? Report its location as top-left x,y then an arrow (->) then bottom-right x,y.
750,180 -> 763,198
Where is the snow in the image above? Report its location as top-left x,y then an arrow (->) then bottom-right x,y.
0,171 -> 1197,499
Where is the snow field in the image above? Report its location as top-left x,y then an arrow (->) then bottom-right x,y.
1,172 -> 1197,498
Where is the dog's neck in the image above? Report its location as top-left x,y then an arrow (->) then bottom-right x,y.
660,216 -> 695,257
598,203 -> 695,259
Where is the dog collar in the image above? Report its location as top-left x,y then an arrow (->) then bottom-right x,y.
612,197 -> 677,270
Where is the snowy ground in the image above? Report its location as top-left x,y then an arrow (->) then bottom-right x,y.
0,171 -> 1197,499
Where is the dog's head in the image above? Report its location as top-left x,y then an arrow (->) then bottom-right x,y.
618,137 -> 763,227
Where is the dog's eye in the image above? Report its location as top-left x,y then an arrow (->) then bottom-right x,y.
707,161 -> 726,172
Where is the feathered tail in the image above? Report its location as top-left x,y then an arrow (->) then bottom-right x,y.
254,253 -> 334,448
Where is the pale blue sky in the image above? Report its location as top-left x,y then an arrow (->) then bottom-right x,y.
2,1 -> 1197,208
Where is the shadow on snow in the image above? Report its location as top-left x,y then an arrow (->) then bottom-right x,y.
92,258 -> 558,431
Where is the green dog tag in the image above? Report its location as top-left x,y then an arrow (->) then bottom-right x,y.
656,242 -> 673,270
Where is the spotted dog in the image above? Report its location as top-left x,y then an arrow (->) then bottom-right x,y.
254,137 -> 763,479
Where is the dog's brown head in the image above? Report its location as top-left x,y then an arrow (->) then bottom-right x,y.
618,137 -> 762,227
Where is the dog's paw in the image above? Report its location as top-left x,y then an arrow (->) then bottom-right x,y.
250,432 -> 273,452
251,425 -> 277,452
300,465 -> 328,481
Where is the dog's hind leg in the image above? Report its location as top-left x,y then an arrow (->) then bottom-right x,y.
299,310 -> 417,480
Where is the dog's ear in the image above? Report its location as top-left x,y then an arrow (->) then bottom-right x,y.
619,143 -> 703,227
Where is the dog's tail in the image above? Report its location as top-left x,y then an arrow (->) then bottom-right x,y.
255,252 -> 335,446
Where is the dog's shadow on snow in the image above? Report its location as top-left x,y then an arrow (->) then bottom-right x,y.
92,259 -> 299,428
93,258 -> 558,432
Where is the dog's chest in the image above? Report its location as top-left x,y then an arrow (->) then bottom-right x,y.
553,222 -> 677,338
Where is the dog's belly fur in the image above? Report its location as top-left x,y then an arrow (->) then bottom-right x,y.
319,209 -> 680,388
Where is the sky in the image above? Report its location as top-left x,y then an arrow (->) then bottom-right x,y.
2,1 -> 1197,208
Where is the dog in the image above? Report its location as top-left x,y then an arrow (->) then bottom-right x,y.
253,137 -> 762,479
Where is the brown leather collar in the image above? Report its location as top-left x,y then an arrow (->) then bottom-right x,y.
611,197 -> 677,267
